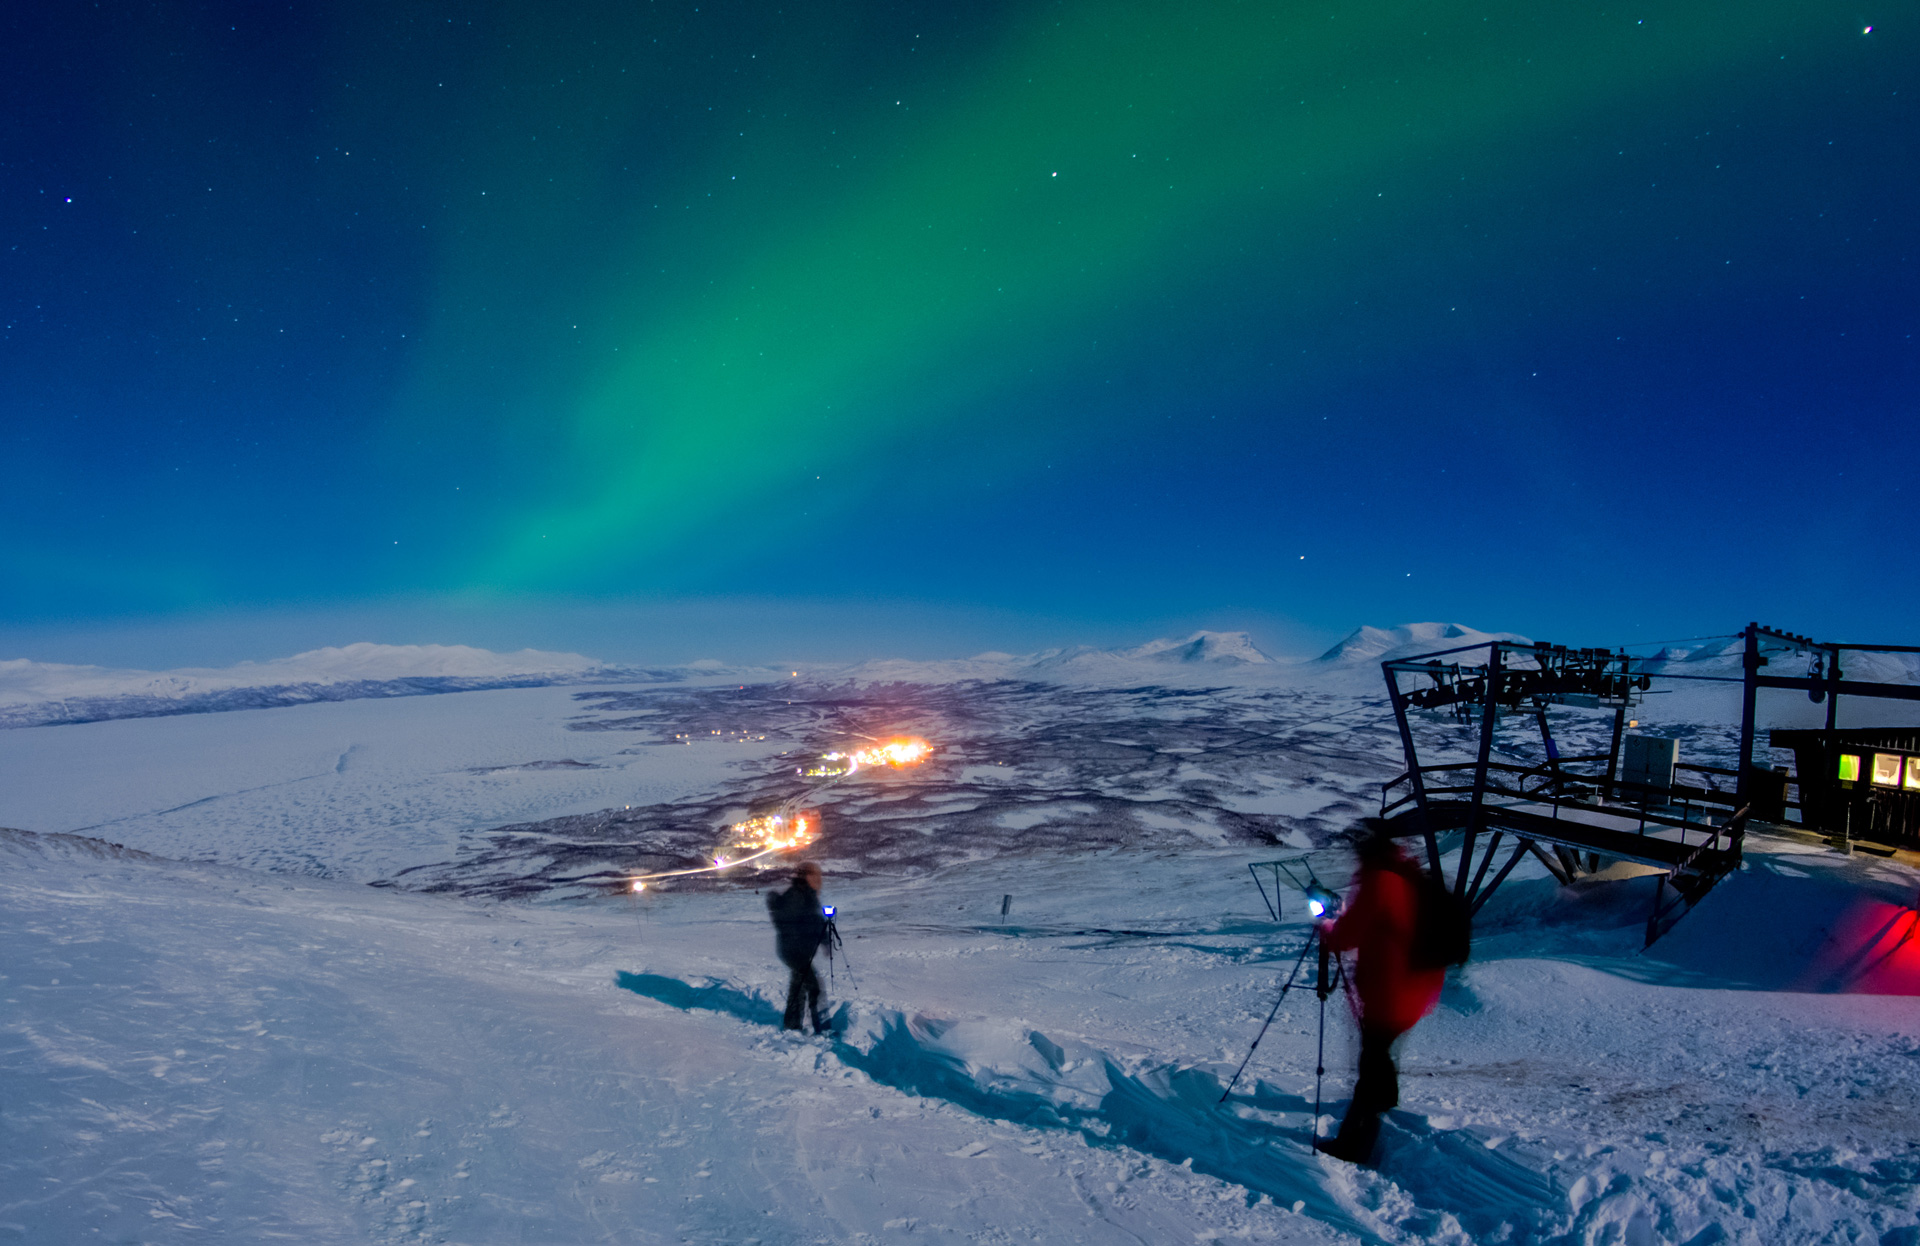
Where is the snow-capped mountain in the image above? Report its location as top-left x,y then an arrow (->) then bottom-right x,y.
1628,634 -> 1920,688
822,630 -> 1280,685
1123,630 -> 1273,665
1314,622 -> 1531,667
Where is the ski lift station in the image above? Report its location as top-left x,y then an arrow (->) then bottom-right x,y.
1376,623 -> 1920,945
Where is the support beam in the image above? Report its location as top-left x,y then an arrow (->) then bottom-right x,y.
1604,700 -> 1627,802
1825,645 -> 1841,734
1461,645 -> 1503,897
1382,664 -> 1443,878
1736,623 -> 1761,807
1752,675 -> 1920,702
1413,807 -> 1441,881
1469,840 -> 1532,917
1524,838 -> 1573,886
1534,706 -> 1563,785
1645,873 -> 1670,948
1467,831 -> 1505,902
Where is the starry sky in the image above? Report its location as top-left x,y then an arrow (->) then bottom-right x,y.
3,2 -> 1915,663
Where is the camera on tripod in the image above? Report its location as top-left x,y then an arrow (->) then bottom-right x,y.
1247,855 -> 1341,925
1220,854 -> 1351,1138
819,904 -> 855,991
1304,882 -> 1341,920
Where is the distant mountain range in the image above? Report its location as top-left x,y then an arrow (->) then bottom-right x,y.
24,624 -> 1757,729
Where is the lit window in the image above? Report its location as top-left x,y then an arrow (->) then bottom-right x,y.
1837,753 -> 1861,782
1907,757 -> 1920,792
1871,753 -> 1903,787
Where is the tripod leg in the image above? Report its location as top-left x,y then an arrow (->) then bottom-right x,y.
1220,982 -> 1290,1103
822,920 -> 856,990
1312,990 -> 1328,1148
1218,934 -> 1316,1103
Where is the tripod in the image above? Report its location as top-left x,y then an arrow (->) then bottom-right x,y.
1218,926 -> 1349,1151
822,913 -> 857,992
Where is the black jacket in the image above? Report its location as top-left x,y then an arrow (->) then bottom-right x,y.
767,880 -> 827,967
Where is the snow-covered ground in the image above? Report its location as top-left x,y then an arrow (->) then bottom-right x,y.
0,642 -> 768,730
7,826 -> 1919,1244
0,685 -> 780,881
4,626 -> 1919,1243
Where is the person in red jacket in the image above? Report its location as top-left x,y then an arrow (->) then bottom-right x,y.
1315,826 -> 1446,1165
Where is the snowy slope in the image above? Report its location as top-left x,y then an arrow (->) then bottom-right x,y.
6,823 -> 1919,1245
8,628 -> 1920,1242
0,827 -> 1356,1244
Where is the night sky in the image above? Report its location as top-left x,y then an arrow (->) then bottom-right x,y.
4,2 -> 1915,662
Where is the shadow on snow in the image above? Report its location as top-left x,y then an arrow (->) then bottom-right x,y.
617,971 -> 1591,1244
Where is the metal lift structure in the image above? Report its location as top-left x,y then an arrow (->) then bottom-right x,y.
1375,623 -> 1920,945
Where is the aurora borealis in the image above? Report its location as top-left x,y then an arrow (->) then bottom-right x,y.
4,2 -> 1915,657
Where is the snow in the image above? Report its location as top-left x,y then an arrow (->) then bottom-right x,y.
834,630 -> 1282,686
4,625 -> 1920,1243
0,642 -> 776,730
1124,631 -> 1275,665
0,642 -> 600,706
7,819 -> 1919,1243
0,686 -> 781,882
1313,624 -> 1530,668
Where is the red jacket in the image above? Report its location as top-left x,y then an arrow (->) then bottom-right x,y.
1320,853 -> 1445,1037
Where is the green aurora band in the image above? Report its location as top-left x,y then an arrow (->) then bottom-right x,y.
373,0 -> 1859,591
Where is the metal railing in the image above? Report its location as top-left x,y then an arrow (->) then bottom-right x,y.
1381,756 -> 1787,844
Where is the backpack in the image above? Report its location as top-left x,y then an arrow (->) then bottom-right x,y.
1409,868 -> 1472,970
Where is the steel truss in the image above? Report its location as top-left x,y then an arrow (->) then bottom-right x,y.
1379,638 -> 1748,946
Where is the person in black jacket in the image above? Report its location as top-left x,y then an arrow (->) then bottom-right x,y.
767,861 -> 829,1033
